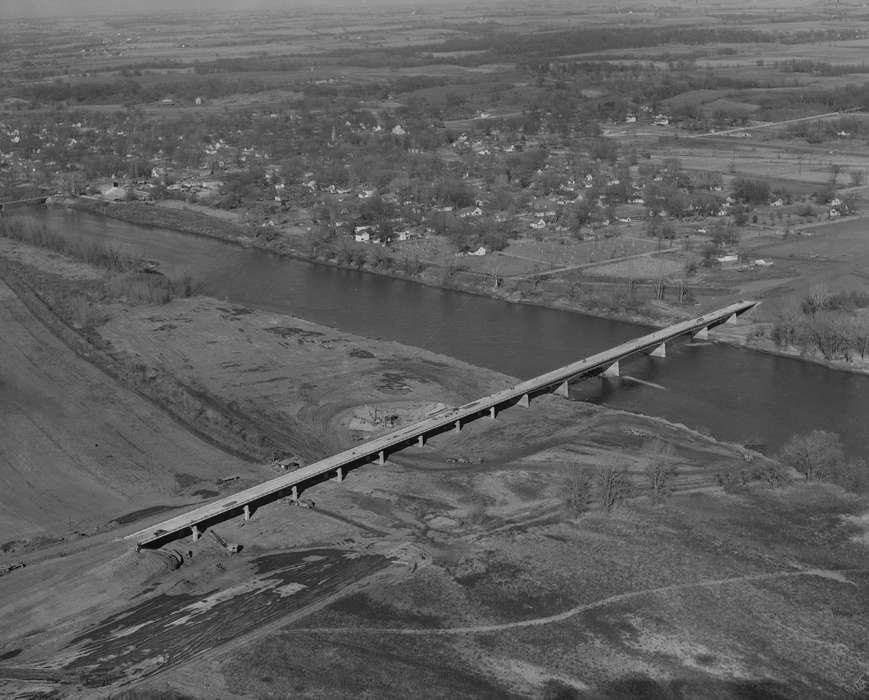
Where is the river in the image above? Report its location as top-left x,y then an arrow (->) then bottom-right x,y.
17,206 -> 869,459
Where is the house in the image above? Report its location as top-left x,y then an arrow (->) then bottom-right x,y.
468,246 -> 487,256
391,124 -> 407,136
530,219 -> 547,230
715,254 -> 739,267
354,225 -> 373,243
105,187 -> 128,201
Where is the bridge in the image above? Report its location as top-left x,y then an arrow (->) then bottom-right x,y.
127,300 -> 758,549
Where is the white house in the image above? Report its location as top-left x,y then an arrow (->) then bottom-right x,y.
354,225 -> 373,243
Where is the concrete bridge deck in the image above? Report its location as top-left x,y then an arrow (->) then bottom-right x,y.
126,300 -> 758,548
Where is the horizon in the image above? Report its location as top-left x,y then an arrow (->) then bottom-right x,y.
0,0 -> 465,20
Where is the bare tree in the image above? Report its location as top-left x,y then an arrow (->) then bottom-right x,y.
852,315 -> 869,359
563,464 -> 593,515
803,285 -> 830,315
779,430 -> 845,481
830,162 -> 842,185
849,169 -> 865,187
600,464 -> 632,512
645,439 -> 678,504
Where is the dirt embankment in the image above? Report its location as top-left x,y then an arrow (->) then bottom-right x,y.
0,256 -> 289,464
0,274 -> 260,544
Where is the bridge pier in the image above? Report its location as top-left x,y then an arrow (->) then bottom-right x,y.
602,360 -> 620,378
554,380 -> 570,397
191,524 -> 200,542
418,434 -> 425,447
455,419 -> 462,433
489,406 -> 497,419
519,393 -> 530,408
693,326 -> 709,340
377,450 -> 386,466
243,504 -> 251,521
291,485 -> 298,501
648,342 -> 666,358
335,466 -> 344,483
724,313 -> 738,325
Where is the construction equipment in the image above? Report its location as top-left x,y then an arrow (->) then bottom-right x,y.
209,529 -> 240,555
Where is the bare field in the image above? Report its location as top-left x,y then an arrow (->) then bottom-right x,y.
582,252 -> 687,280
0,278 -> 263,545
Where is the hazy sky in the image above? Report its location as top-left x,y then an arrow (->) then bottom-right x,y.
0,0 -> 364,19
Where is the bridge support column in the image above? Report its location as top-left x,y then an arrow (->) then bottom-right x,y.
418,434 -> 425,447
519,393 -> 530,408
455,420 -> 462,433
602,361 -> 620,378
725,313 -> 738,325
489,406 -> 497,419
555,380 -> 570,397
191,524 -> 200,543
335,466 -> 344,483
243,504 -> 251,521
291,485 -> 298,501
693,326 -> 709,340
377,450 -> 386,466
648,342 -> 666,358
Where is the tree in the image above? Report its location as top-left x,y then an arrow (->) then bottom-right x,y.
732,178 -> 771,205
849,169 -> 865,187
599,464 -> 632,512
436,178 -> 475,209
830,162 -> 842,185
645,439 -> 678,504
563,465 -> 594,515
779,430 -> 845,481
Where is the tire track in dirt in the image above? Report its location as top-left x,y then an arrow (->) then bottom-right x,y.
285,567 -> 868,636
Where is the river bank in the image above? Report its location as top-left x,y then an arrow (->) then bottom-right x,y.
49,196 -> 869,380
711,319 -> 869,377
49,197 -> 681,328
